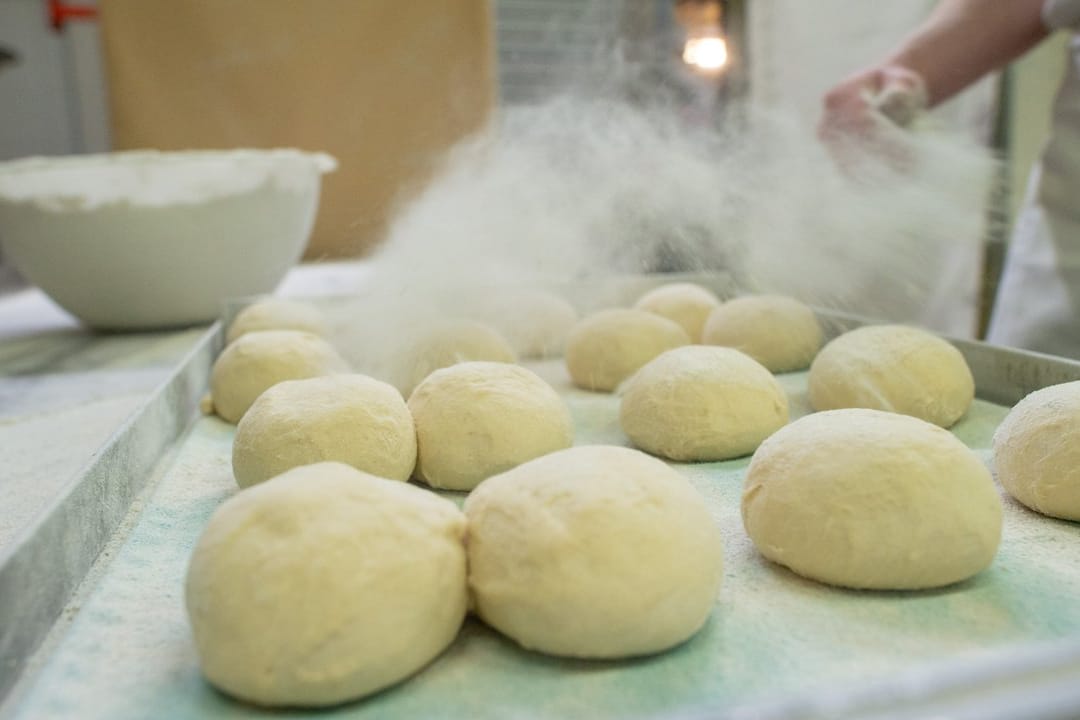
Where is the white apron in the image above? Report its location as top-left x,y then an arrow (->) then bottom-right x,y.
987,0 -> 1080,357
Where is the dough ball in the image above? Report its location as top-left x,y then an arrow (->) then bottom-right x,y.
620,346 -> 789,461
474,290 -> 579,359
232,374 -> 416,489
742,409 -> 1002,590
565,309 -> 690,392
226,299 -> 329,344
209,330 -> 350,424
185,462 -> 467,707
808,324 -> 974,427
702,295 -> 823,372
464,445 -> 723,658
993,380 -> 1080,520
634,283 -> 722,342
404,319 -> 516,395
408,362 -> 573,491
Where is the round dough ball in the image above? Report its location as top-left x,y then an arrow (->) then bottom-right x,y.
993,380 -> 1080,520
702,295 -> 823,372
565,309 -> 690,392
742,409 -> 1002,590
209,330 -> 350,424
465,445 -> 723,658
408,362 -> 573,491
232,374 -> 416,489
808,324 -> 974,427
634,283 -> 722,342
475,290 -> 579,359
185,462 -> 467,707
226,299 -> 328,344
620,346 -> 789,461
404,319 -> 516,395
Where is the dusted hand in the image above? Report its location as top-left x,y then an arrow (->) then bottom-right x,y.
819,65 -> 927,142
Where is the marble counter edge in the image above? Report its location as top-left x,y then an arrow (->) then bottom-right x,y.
0,321 -> 223,700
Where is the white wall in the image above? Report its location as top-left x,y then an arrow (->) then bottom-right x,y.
0,0 -> 107,161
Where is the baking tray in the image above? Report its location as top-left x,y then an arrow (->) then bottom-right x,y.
3,275 -> 1080,719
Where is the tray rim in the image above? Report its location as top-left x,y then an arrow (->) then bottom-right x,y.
0,323 -> 224,701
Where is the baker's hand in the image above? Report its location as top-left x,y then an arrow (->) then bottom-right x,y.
820,65 -> 927,140
819,65 -> 927,171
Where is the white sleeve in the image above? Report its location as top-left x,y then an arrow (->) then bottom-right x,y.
1044,0 -> 1080,30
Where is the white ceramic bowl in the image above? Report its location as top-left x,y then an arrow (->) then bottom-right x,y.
0,149 -> 336,330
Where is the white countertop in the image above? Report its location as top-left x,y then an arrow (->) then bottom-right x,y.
0,287 -> 79,342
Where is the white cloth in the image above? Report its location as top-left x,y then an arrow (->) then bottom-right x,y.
987,1 -> 1080,357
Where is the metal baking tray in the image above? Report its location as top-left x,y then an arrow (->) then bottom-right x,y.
3,274 -> 1080,719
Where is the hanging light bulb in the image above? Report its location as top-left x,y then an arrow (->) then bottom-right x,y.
675,0 -> 729,75
683,32 -> 728,73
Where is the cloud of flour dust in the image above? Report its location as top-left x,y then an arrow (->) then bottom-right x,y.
339,6 -> 999,380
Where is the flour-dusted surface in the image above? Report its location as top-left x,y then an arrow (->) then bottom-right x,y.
0,327 -> 206,555
7,362 -> 1080,720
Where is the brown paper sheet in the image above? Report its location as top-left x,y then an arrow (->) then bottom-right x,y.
100,0 -> 494,258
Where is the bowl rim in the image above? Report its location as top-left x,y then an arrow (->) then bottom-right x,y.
0,148 -> 337,176
0,148 -> 338,212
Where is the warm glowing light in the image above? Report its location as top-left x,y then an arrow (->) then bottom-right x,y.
682,36 -> 728,73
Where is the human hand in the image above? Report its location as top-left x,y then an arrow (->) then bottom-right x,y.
820,65 -> 927,140
819,65 -> 927,170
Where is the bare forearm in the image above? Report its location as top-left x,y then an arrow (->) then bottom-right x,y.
886,0 -> 1049,106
